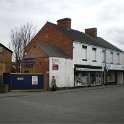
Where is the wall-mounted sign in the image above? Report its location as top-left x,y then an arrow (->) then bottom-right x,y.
106,64 -> 124,71
17,77 -> 24,80
32,76 -> 38,85
52,64 -> 59,70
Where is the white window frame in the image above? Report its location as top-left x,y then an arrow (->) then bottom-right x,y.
117,53 -> 120,64
82,45 -> 87,61
92,47 -> 97,62
102,49 -> 105,63
110,51 -> 113,64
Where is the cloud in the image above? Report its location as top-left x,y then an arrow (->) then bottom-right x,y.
0,0 -> 124,50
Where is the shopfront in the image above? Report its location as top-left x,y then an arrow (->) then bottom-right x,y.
106,64 -> 124,85
74,65 -> 104,87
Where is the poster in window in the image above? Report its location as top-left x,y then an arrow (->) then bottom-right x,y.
32,76 -> 38,85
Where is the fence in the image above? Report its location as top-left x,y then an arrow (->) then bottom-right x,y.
3,73 -> 44,90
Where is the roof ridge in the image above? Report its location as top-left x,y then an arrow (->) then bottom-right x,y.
0,42 -> 13,53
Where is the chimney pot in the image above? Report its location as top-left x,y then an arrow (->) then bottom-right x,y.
57,18 -> 71,29
85,28 -> 97,38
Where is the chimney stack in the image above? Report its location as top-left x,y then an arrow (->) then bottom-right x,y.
85,28 -> 97,38
57,18 -> 71,29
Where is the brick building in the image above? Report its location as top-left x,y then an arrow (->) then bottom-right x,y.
23,18 -> 124,90
23,18 -> 73,90
0,43 -> 12,75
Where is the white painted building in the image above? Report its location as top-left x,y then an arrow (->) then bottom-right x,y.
49,28 -> 124,88
49,57 -> 74,88
73,40 -> 124,86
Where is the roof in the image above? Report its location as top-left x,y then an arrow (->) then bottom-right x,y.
0,43 -> 13,53
47,22 -> 122,51
37,42 -> 67,58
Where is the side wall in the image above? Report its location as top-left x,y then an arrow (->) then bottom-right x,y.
49,57 -> 74,88
0,47 -> 12,75
120,52 -> 124,65
25,23 -> 73,58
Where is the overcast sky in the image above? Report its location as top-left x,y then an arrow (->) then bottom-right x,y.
0,0 -> 124,50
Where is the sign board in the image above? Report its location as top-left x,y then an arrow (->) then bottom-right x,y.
52,64 -> 59,70
106,64 -> 124,71
32,76 -> 38,85
76,67 -> 103,72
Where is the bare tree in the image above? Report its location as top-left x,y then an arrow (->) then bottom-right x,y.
10,23 -> 35,72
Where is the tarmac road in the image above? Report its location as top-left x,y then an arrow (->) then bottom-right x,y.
0,85 -> 124,123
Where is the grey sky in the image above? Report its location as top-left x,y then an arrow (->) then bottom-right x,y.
0,0 -> 124,50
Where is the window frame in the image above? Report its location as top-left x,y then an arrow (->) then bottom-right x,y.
117,52 -> 120,64
92,47 -> 97,62
82,45 -> 87,61
110,51 -> 113,64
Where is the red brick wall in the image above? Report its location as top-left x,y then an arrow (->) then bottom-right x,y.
24,22 -> 73,90
0,48 -> 12,74
33,57 -> 49,90
25,22 -> 73,58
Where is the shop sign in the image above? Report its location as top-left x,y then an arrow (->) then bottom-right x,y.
76,67 -> 102,72
106,64 -> 124,71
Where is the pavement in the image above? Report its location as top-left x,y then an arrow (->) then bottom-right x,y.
0,85 -> 124,124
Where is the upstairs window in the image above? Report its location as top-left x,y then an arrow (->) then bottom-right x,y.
110,51 -> 113,64
82,45 -> 87,61
102,49 -> 105,63
92,48 -> 97,62
117,53 -> 120,64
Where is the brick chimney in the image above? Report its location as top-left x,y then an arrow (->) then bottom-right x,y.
85,28 -> 97,38
57,18 -> 71,29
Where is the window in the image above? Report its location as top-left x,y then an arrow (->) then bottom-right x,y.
110,52 -> 113,64
102,50 -> 105,63
0,46 -> 3,53
117,53 -> 120,64
82,45 -> 87,61
92,48 -> 97,62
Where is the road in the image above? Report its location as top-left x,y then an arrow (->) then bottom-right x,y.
0,85 -> 124,123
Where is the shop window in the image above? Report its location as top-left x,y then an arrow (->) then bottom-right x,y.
92,48 -> 97,62
82,45 -> 87,61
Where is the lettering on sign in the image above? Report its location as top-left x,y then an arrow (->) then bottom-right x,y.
17,77 -> 24,80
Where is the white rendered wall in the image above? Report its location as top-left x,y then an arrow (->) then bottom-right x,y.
73,42 -> 103,67
49,57 -> 74,88
73,42 -> 122,67
120,52 -> 124,65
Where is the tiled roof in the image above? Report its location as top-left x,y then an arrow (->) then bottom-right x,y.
0,43 -> 13,53
48,22 -> 122,51
37,42 -> 67,58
